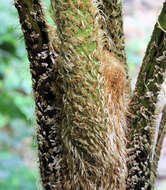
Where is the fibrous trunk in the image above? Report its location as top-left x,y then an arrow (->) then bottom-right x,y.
50,0 -> 127,189
15,0 -> 128,189
127,2 -> 166,189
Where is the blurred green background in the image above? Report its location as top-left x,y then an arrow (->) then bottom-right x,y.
0,0 -> 39,189
0,0 -> 165,189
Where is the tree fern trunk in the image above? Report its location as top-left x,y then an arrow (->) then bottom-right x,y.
50,1 -> 127,189
15,0 -> 127,189
14,0 -> 166,190
127,2 -> 166,189
102,0 -> 126,63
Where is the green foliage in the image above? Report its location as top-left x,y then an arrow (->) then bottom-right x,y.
0,152 -> 39,190
0,0 -> 39,189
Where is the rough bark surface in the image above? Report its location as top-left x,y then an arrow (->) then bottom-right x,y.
50,1 -> 127,189
102,0 -> 126,63
14,1 -> 59,189
99,0 -> 130,91
127,2 -> 166,189
14,0 -> 166,190
15,0 -> 127,190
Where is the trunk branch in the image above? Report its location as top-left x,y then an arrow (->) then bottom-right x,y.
14,1 -> 60,190
102,0 -> 126,63
101,0 -> 131,93
127,2 -> 166,189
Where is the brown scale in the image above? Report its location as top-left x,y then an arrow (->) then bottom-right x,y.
99,50 -> 126,110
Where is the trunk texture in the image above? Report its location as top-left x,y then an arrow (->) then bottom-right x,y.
15,0 -> 127,190
127,2 -> 166,189
14,0 -> 166,190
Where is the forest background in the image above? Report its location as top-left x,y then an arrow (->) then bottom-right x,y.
0,0 -> 165,189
